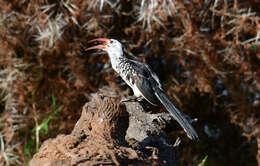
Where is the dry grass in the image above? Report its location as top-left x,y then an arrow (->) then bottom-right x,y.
0,0 -> 259,165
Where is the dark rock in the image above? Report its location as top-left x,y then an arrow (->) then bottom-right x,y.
30,92 -> 179,166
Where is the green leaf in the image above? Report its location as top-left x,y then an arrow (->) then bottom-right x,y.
251,45 -> 258,51
24,138 -> 33,157
25,94 -> 64,159
37,95 -> 64,136
52,94 -> 56,109
198,155 -> 208,166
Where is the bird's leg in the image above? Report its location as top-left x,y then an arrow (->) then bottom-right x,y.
120,95 -> 143,103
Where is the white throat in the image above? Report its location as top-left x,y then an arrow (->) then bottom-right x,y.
106,47 -> 124,69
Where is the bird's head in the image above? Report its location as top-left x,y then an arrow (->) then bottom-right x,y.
86,38 -> 124,58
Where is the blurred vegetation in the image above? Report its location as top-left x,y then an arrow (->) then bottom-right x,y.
24,94 -> 63,158
0,0 -> 259,165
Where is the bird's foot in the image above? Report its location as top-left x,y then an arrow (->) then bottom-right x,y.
120,96 -> 142,103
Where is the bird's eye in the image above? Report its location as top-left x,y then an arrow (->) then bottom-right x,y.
110,40 -> 114,43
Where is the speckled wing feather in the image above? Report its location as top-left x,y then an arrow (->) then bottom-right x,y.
129,60 -> 199,140
126,60 -> 161,105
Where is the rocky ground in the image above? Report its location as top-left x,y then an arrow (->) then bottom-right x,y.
30,91 -> 179,166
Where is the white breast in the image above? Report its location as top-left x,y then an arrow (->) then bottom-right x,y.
132,85 -> 142,97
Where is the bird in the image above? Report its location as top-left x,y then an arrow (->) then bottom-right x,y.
85,38 -> 199,140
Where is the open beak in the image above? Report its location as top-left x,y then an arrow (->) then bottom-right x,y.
85,38 -> 109,51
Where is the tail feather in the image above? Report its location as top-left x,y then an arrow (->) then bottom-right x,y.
154,89 -> 199,140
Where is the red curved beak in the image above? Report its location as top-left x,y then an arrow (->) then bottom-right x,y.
85,38 -> 109,51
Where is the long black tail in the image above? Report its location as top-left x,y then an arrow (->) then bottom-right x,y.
154,89 -> 199,140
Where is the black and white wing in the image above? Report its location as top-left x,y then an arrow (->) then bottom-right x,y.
129,59 -> 199,140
